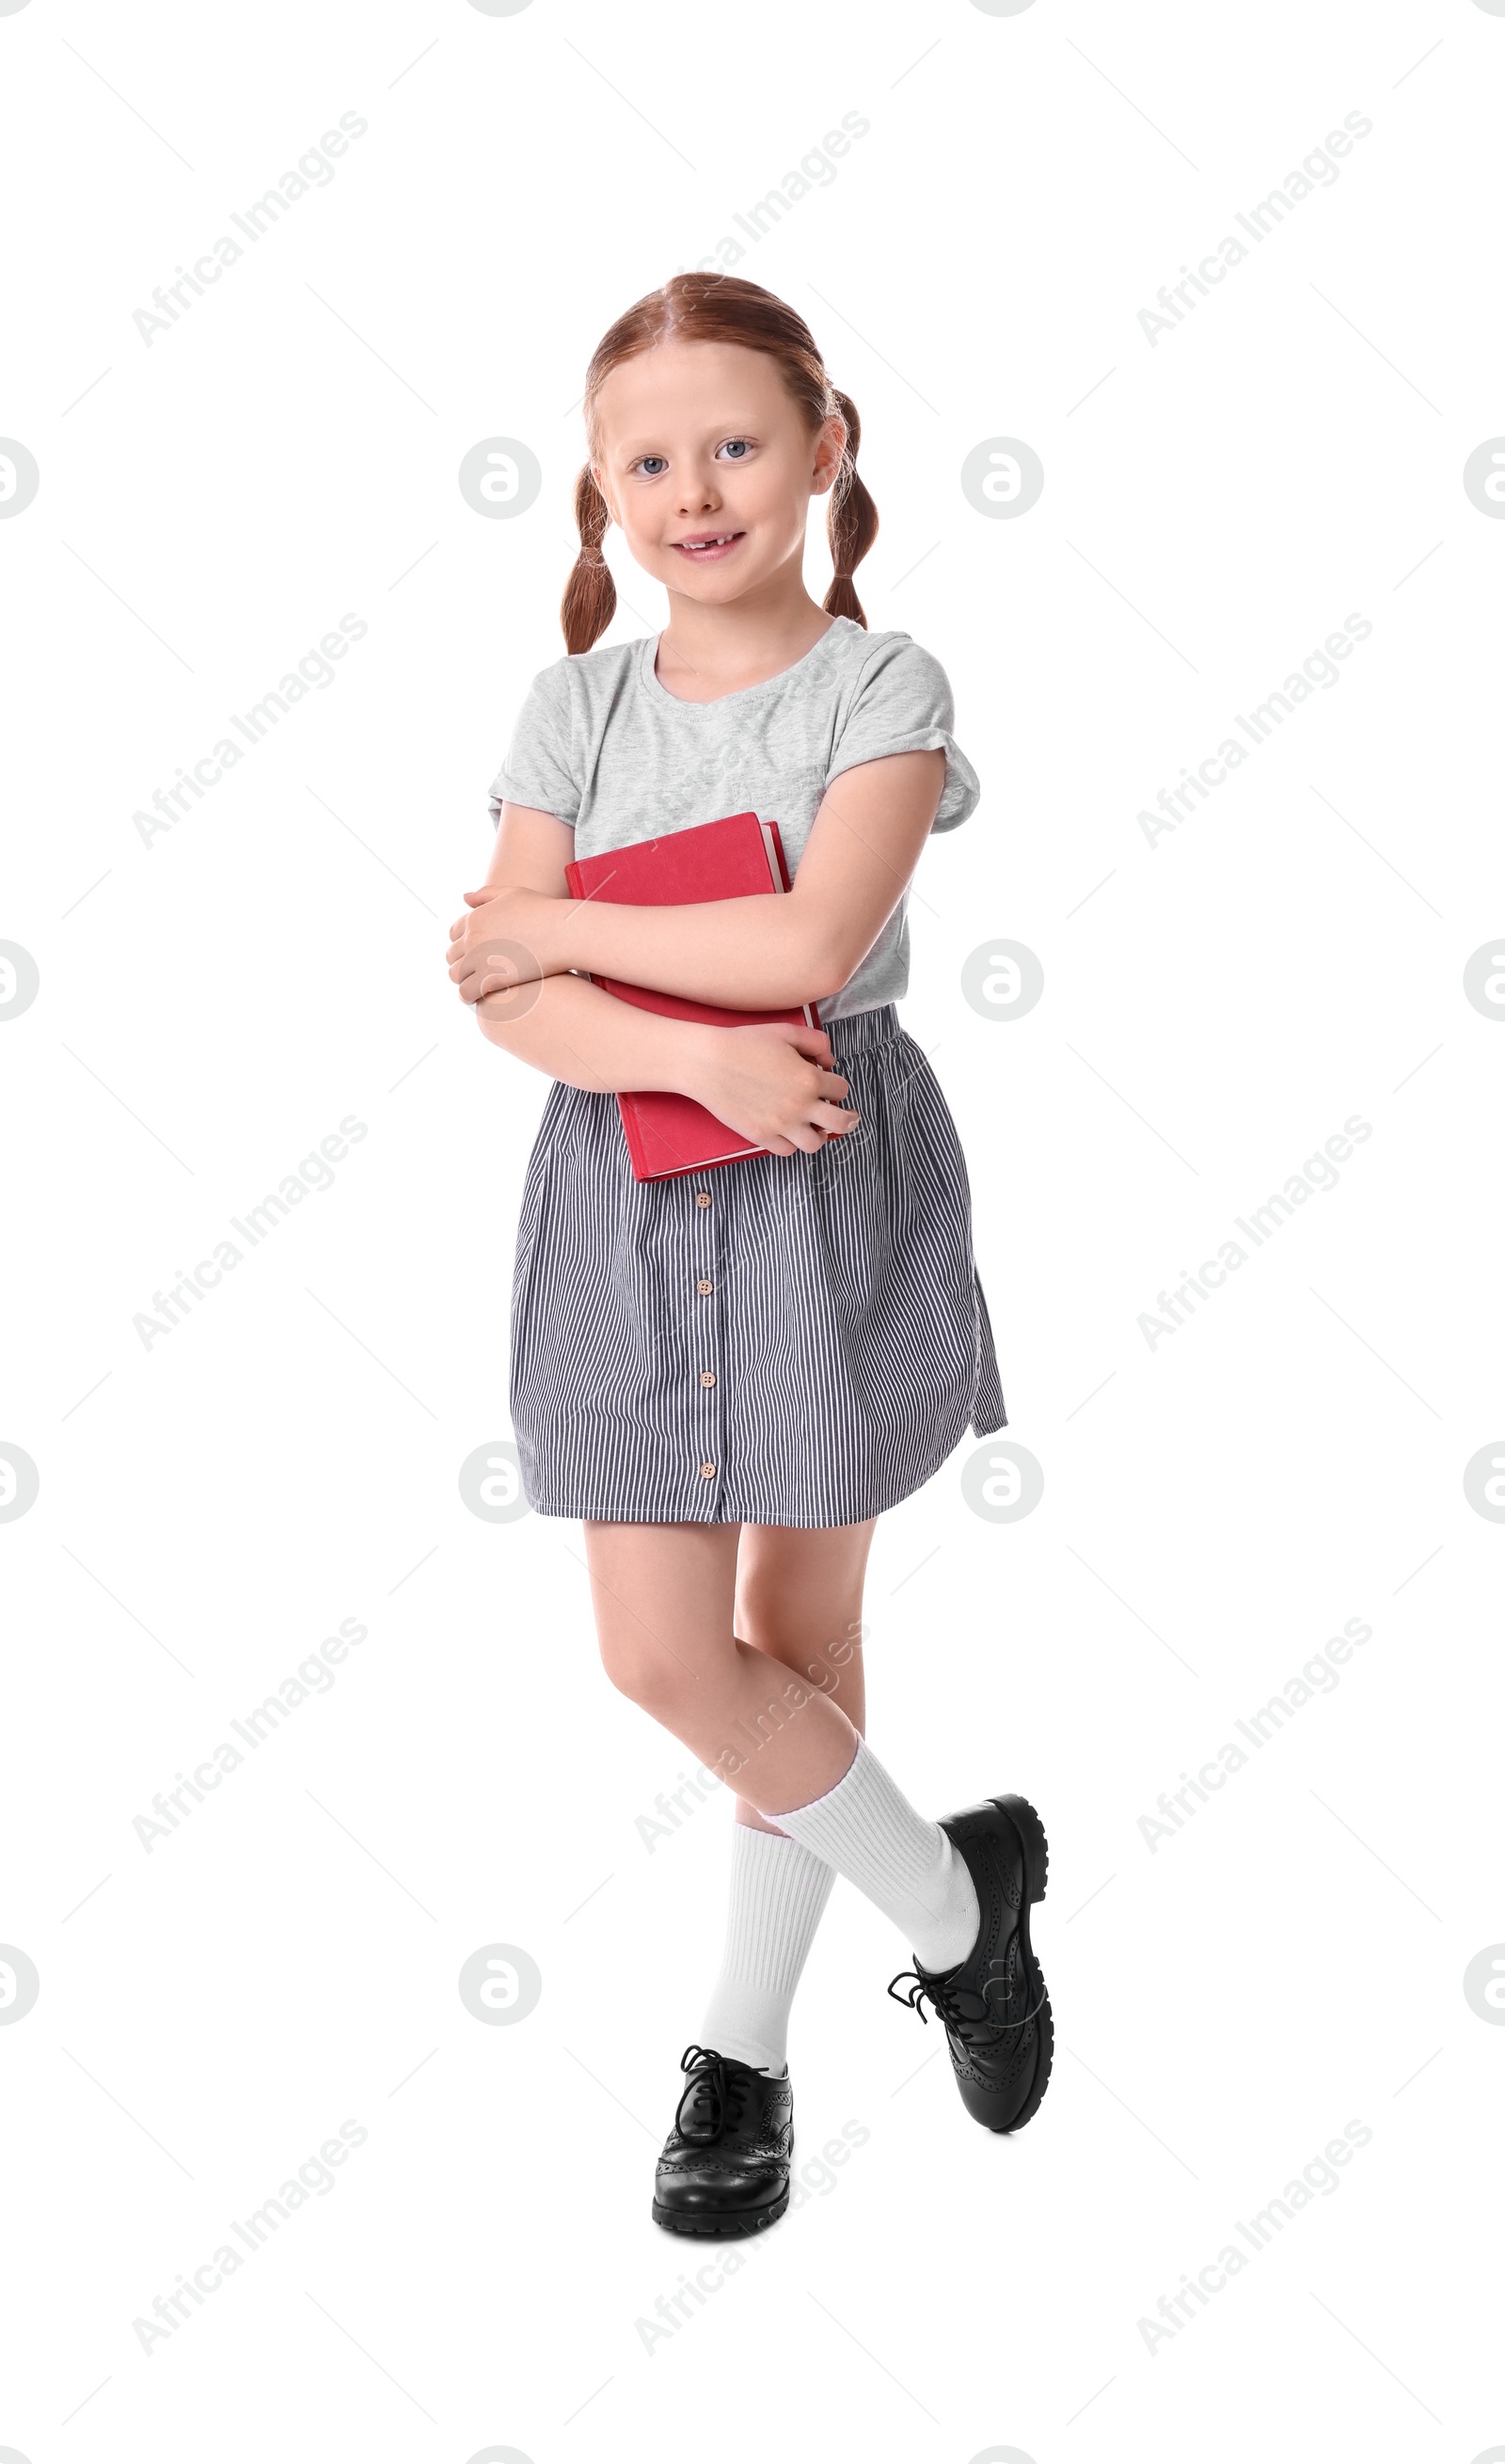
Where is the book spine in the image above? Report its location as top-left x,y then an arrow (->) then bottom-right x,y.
756,818 -> 814,1022
617,1093 -> 652,1182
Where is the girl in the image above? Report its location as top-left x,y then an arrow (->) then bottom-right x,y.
447,275 -> 1050,2236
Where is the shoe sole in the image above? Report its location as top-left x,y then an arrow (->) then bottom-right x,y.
989,1793 -> 1053,2135
651,2188 -> 789,2237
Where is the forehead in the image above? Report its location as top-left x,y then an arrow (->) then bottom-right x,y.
594,339 -> 794,450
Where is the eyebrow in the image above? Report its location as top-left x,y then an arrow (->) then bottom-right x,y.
608,421 -> 765,456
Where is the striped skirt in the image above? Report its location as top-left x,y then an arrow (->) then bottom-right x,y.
508,1003 -> 1006,1528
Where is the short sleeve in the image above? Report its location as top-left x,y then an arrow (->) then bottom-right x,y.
826,635 -> 981,833
486,661 -> 578,829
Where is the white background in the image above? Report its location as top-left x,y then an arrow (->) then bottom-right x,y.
2,1 -> 1502,2457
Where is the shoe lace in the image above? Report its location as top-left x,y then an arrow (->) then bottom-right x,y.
673,2045 -> 751,2141
887,1955 -> 1046,2039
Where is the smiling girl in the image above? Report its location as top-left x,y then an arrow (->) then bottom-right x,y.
448,276 -> 1050,2236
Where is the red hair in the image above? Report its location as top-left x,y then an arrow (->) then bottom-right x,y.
561,274 -> 877,656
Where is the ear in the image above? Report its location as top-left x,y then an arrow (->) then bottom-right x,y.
810,413 -> 846,498
590,463 -> 618,528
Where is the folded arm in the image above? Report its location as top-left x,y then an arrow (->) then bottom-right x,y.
454,749 -> 946,1012
453,804 -> 859,1157
462,804 -> 714,1095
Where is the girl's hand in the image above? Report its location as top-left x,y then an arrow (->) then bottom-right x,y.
685,1021 -> 860,1157
446,885 -> 562,1003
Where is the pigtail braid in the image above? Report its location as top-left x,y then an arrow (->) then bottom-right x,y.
823,387 -> 878,629
560,463 -> 616,655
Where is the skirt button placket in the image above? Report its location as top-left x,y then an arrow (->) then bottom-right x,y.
692,1184 -> 722,1510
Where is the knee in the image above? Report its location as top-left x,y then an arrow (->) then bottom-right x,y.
738,1558 -> 853,1645
737,1580 -> 816,1668
738,1597 -> 860,1698
597,1629 -> 690,1724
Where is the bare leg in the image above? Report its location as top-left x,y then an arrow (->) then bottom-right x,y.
581,1521 -> 863,1817
731,1519 -> 874,1831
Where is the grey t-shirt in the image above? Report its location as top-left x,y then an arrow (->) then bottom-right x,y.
487,614 -> 981,1021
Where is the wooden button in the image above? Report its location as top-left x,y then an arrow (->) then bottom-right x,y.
696,1278 -> 713,1295
700,1370 -> 716,1387
694,1190 -> 712,1208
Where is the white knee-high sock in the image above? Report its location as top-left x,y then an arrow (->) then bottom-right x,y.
771,1736 -> 980,1974
699,1822 -> 836,2075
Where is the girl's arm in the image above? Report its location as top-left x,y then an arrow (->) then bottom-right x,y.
461,803 -> 859,1156
454,749 -> 946,1012
467,802 -> 717,1094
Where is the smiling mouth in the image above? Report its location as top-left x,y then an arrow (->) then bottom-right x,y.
672,531 -> 745,557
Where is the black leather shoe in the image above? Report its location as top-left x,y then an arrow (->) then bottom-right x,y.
652,2045 -> 794,2236
888,1793 -> 1052,2134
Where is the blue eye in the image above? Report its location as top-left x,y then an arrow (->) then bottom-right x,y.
719,439 -> 752,460
637,455 -> 668,477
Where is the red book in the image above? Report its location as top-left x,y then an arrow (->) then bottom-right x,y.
564,811 -> 818,1183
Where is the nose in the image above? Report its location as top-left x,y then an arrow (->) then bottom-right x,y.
675,462 -> 721,516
